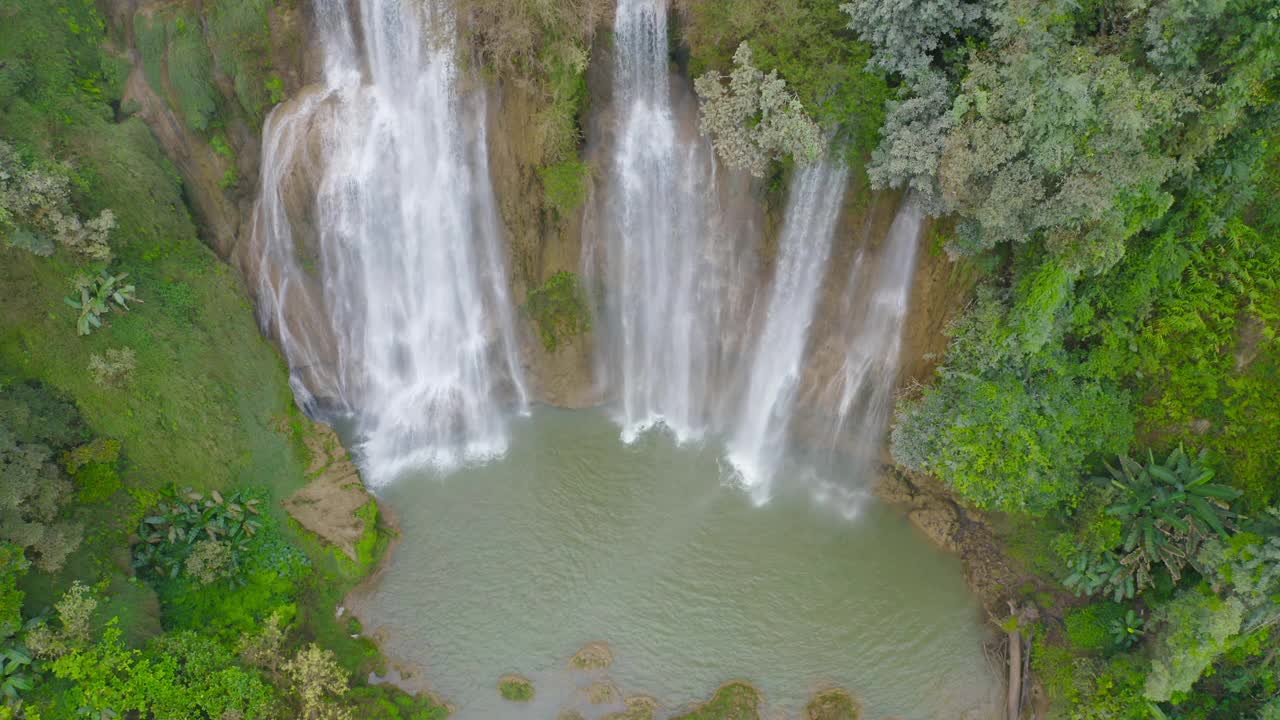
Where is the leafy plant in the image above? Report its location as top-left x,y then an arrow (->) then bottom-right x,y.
0,642 -> 33,707
523,271 -> 590,352
1109,609 -> 1145,650
64,272 -> 139,336
1065,447 -> 1240,600
1103,447 -> 1240,581
132,487 -> 263,584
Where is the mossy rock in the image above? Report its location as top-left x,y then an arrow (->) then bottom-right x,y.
558,712 -> 587,720
569,641 -> 614,670
670,682 -> 761,720
584,680 -> 621,705
498,674 -> 535,702
805,688 -> 860,720
602,695 -> 659,720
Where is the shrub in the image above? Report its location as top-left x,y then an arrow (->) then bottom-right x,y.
523,271 -> 590,352
25,582 -> 98,659
64,272 -> 140,336
132,486 -> 265,583
87,347 -> 137,386
73,462 -> 123,503
1064,602 -> 1127,652
537,160 -> 589,216
285,644 -> 353,720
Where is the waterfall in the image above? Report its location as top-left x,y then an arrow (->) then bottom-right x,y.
726,162 -> 849,502
593,0 -> 730,443
830,202 -> 923,480
251,0 -> 526,484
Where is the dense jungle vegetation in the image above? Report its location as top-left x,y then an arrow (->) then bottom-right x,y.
0,1 -> 442,717
1,0 -> 1277,718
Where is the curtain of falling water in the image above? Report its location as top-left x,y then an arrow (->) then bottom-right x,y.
594,0 -> 726,443
830,202 -> 923,480
251,0 -> 526,484
726,162 -> 849,503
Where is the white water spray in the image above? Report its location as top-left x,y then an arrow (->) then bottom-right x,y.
727,162 -> 849,502
592,0 -> 731,443
830,202 -> 923,478
251,0 -> 526,483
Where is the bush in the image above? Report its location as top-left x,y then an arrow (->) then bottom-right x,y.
523,271 -> 590,352
538,160 -> 589,216
1065,602 -> 1127,652
87,347 -> 137,386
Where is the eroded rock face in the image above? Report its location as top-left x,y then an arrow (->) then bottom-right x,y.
283,422 -> 375,562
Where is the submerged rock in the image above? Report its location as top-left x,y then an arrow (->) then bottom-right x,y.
602,695 -> 659,720
805,687 -> 860,720
498,674 -> 535,702
569,641 -> 615,670
670,682 -> 761,720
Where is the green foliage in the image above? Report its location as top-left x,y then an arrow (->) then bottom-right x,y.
64,272 -> 139,336
1144,588 -> 1245,702
0,640 -> 33,708
463,0 -> 604,165
266,75 -> 285,105
1063,447 -> 1241,601
206,0 -> 273,120
681,0 -> 890,164
694,43 -> 823,177
0,544 -> 26,640
1064,602 -> 1127,652
132,487 -> 265,584
538,160 -> 590,217
49,620 -> 279,719
893,364 -> 1133,513
524,271 -> 591,352
0,141 -> 114,262
1109,609 -> 1144,651
167,16 -> 219,133
940,37 -> 1185,274
0,421 -> 83,573
840,0 -> 986,79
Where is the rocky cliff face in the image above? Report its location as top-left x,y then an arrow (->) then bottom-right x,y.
109,1 -> 973,432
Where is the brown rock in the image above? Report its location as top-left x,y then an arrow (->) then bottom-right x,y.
283,423 -> 374,561
908,504 -> 960,551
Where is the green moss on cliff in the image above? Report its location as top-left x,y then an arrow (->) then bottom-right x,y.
524,271 -> 591,352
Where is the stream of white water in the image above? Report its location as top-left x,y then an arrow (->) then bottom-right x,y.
726,162 -> 849,502
251,0 -> 526,483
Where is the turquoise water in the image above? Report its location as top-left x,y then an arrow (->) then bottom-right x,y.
355,408 -> 999,719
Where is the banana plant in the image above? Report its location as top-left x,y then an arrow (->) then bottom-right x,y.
63,272 -> 139,336
132,486 -> 263,584
1109,609 -> 1144,649
1096,446 -> 1240,591
0,643 -> 33,707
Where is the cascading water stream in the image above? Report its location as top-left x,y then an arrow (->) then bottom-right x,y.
829,202 -> 923,481
251,0 -> 526,483
726,162 -> 849,502
594,0 -> 726,443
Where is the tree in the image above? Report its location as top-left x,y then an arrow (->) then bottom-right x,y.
284,644 -> 352,720
694,43 -> 823,177
841,0 -> 987,79
0,426 -> 83,573
939,40 -> 1187,274
0,141 -> 114,261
